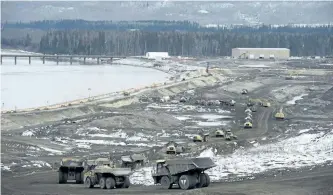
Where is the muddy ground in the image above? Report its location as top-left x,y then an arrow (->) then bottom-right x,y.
1,58 -> 333,195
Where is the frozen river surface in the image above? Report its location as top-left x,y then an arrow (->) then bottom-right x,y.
1,50 -> 169,110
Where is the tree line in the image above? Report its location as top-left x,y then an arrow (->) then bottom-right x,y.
34,30 -> 332,56
3,19 -> 333,33
1,29 -> 332,56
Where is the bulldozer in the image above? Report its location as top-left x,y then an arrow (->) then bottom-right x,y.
193,134 -> 209,142
225,130 -> 237,141
275,108 -> 285,120
215,130 -> 225,137
244,121 -> 253,129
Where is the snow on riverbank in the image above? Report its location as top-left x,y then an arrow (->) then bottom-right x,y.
130,131 -> 333,185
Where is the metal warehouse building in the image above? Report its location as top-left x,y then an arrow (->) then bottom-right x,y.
232,48 -> 290,59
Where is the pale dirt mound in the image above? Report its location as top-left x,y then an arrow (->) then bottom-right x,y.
87,111 -> 182,129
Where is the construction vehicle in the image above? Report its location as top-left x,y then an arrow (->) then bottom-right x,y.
220,99 -> 235,106
261,101 -> 271,107
244,121 -> 253,129
123,91 -> 130,96
166,142 -> 185,155
250,106 -> 257,112
84,158 -> 132,189
179,97 -> 188,103
58,157 -> 86,184
245,116 -> 253,122
121,154 -> 146,170
215,130 -> 225,137
245,108 -> 252,114
151,157 -> 216,190
225,130 -> 238,140
193,134 -> 209,142
275,108 -> 285,120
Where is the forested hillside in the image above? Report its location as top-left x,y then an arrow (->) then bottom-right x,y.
3,20 -> 333,33
37,31 -> 333,56
1,20 -> 333,57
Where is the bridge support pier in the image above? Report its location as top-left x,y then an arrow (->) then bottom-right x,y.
14,56 -> 17,65
56,56 -> 59,65
70,57 -> 72,65
97,57 -> 100,64
110,57 -> 113,64
84,57 -> 86,65
29,56 -> 31,64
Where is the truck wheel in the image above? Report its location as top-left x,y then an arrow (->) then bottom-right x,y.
178,174 -> 195,190
62,171 -> 68,184
58,170 -> 64,184
121,176 -> 130,188
85,177 -> 93,188
105,177 -> 116,189
160,176 -> 172,189
75,172 -> 82,184
203,173 -> 210,187
196,173 -> 206,188
99,177 -> 106,189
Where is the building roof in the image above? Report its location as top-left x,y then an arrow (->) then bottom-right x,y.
233,48 -> 290,51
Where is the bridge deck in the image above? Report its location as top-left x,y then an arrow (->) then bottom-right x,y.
0,54 -> 127,58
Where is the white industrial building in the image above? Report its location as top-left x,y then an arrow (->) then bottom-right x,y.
232,48 -> 290,59
145,52 -> 170,60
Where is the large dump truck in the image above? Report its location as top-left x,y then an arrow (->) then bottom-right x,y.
152,157 -> 216,190
84,158 -> 132,189
58,157 -> 85,184
121,154 -> 146,170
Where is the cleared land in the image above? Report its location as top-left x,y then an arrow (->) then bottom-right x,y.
2,57 -> 333,195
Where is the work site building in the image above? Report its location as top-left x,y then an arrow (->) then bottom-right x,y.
232,48 -> 290,59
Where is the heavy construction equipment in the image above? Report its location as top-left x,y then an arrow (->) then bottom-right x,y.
84,159 -> 132,189
166,142 -> 185,155
241,89 -> 248,94
261,101 -> 271,107
250,106 -> 257,112
123,91 -> 130,96
121,154 -> 146,170
244,121 -> 253,128
245,116 -> 253,122
215,130 -> 225,137
245,108 -> 252,114
193,134 -> 209,142
58,157 -> 86,184
152,157 -> 216,190
225,129 -> 238,140
275,108 -> 285,120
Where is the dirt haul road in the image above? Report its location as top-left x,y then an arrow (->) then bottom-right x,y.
2,166 -> 333,195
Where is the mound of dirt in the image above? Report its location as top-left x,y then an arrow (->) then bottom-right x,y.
87,111 -> 182,129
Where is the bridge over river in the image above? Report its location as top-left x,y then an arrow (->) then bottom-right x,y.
0,54 -> 127,65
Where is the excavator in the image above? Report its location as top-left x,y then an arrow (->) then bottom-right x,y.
275,107 -> 285,120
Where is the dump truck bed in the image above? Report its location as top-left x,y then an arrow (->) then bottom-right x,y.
165,157 -> 216,175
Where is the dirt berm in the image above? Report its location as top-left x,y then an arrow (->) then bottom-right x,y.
1,74 -> 225,131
